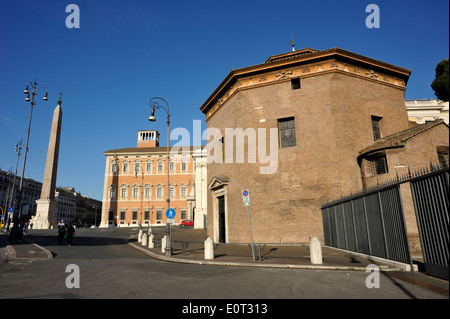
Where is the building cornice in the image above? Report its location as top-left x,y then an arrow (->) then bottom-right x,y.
200,47 -> 411,121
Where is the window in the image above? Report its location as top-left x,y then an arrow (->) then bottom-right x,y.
144,211 -> 150,221
278,117 -> 296,148
145,187 -> 151,198
169,187 -> 175,198
133,188 -> 139,198
437,146 -> 449,167
132,211 -> 138,221
109,188 -> 116,199
181,161 -> 187,171
181,209 -> 186,220
181,186 -> 187,197
371,116 -> 382,141
135,163 -> 141,174
157,187 -> 163,197
169,161 -> 175,172
291,78 -> 301,90
366,153 -> 388,176
120,211 -> 126,221
108,210 -> 115,222
111,163 -> 118,173
156,210 -> 162,221
158,162 -> 164,172
123,162 -> 129,173
146,162 -> 152,173
121,188 -> 127,198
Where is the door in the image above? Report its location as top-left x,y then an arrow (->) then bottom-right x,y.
218,196 -> 226,243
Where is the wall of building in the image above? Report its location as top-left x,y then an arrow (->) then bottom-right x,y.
206,71 -> 410,243
100,152 -> 196,227
363,124 -> 449,189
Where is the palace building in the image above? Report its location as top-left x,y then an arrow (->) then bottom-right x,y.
200,47 -> 449,244
100,130 -> 207,228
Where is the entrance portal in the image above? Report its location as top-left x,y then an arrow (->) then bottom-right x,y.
218,196 -> 226,243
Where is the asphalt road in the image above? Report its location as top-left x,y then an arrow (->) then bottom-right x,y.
0,228 -> 446,306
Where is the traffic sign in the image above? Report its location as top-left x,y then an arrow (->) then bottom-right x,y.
166,208 -> 176,219
8,207 -> 14,213
242,189 -> 251,207
166,218 -> 175,224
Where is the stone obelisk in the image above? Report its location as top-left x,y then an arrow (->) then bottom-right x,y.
33,96 -> 63,229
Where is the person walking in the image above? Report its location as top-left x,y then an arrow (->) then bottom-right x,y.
23,221 -> 29,235
58,223 -> 66,245
66,223 -> 75,246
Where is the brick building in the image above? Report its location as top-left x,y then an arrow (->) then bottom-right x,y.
200,47 -> 449,244
100,130 -> 206,227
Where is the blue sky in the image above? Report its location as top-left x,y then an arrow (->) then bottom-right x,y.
0,0 -> 448,201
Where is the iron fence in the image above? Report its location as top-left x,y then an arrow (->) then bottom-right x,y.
409,165 -> 449,280
322,163 -> 449,278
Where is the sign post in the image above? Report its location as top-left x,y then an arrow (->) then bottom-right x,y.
242,189 -> 256,261
165,208 -> 176,256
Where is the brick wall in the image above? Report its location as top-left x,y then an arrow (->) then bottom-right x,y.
206,72 -> 411,243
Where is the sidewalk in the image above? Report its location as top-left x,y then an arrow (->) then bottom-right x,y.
128,227 -> 449,296
129,227 -> 409,271
0,232 -> 53,261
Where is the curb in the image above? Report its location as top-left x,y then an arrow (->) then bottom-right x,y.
324,245 -> 418,272
0,235 -> 53,260
128,242 -> 402,272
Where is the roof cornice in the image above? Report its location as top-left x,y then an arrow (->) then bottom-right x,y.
200,47 -> 412,119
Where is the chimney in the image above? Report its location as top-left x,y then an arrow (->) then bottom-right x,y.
137,130 -> 159,148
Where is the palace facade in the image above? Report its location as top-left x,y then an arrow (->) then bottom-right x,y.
100,130 -> 207,228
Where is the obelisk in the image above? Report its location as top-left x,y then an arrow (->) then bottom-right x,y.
33,96 -> 63,229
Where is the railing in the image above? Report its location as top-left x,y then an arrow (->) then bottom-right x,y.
321,162 -> 449,277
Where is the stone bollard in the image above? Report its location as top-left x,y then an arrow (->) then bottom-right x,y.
148,233 -> 154,248
204,237 -> 214,260
142,232 -> 148,246
161,235 -> 167,254
310,237 -> 323,264
138,229 -> 143,242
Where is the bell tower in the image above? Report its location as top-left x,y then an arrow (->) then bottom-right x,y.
137,130 -> 159,148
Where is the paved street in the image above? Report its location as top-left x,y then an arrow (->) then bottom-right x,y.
0,228 -> 447,306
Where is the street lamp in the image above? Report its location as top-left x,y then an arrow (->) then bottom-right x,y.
13,81 -> 48,234
5,141 -> 22,231
148,97 -> 172,256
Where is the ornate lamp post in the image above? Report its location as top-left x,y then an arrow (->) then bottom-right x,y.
148,97 -> 172,256
13,81 -> 48,230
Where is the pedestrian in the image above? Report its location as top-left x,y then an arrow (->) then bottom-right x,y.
23,221 -> 29,235
58,223 -> 66,245
17,220 -> 24,242
66,223 -> 75,246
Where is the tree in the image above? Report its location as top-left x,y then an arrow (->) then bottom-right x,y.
431,59 -> 449,101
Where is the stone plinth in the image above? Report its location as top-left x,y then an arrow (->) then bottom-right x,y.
33,199 -> 57,229
204,237 -> 214,260
310,237 -> 323,264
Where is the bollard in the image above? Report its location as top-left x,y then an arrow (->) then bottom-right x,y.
148,233 -> 154,248
310,237 -> 323,264
138,229 -> 143,242
142,232 -> 148,246
161,235 -> 166,254
204,237 -> 214,260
